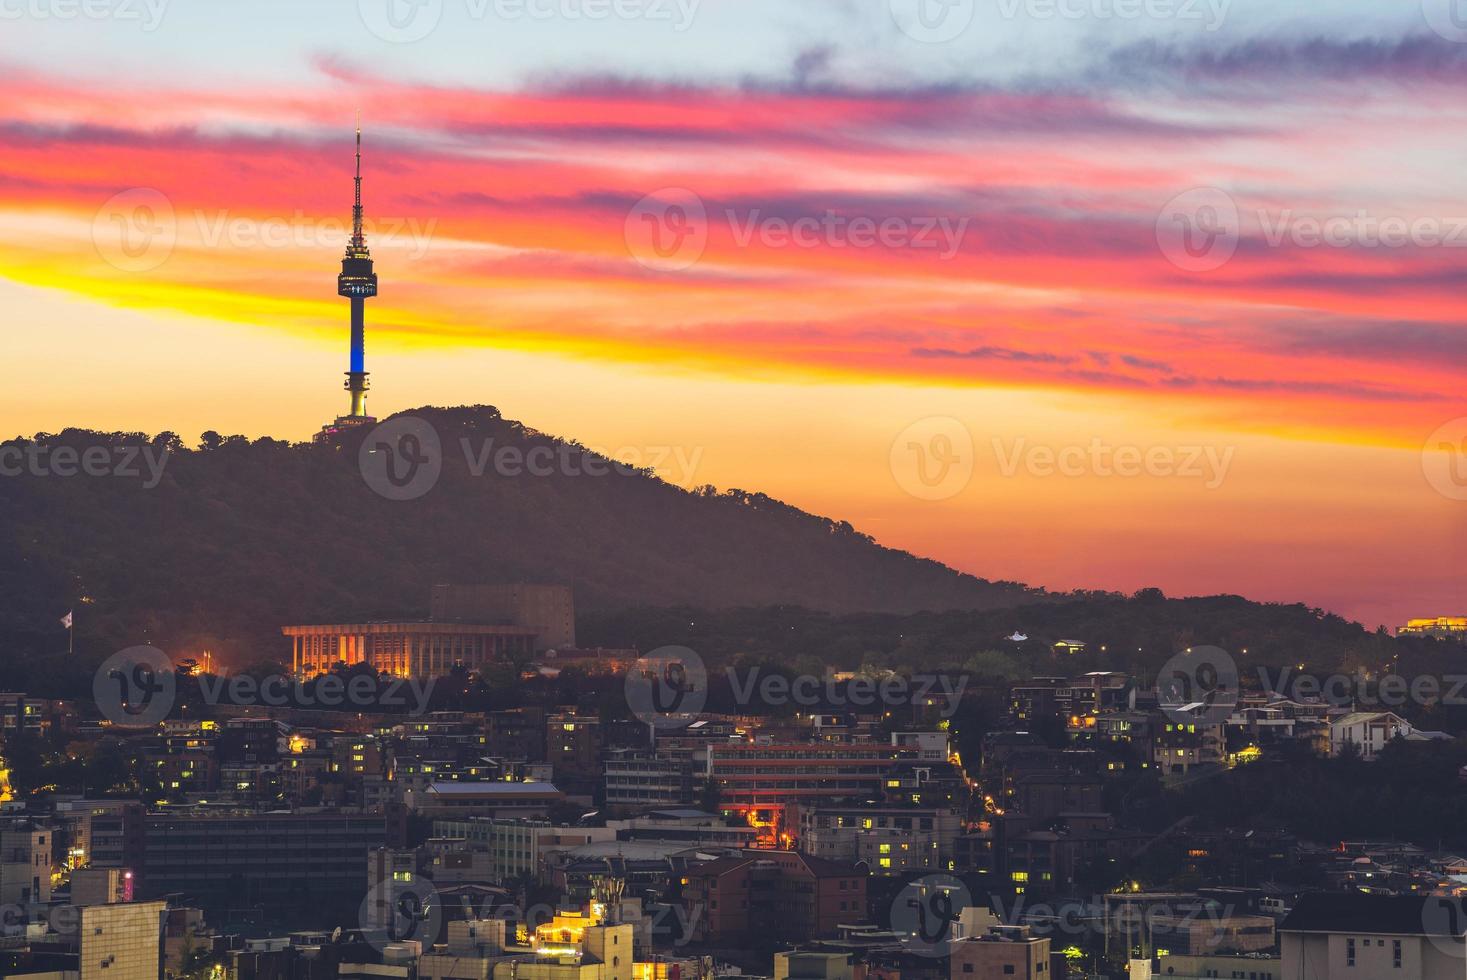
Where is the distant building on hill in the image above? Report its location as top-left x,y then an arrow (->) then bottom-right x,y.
284,583 -> 574,678
1399,617 -> 1467,640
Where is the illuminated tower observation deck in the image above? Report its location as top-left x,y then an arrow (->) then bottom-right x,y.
316,117 -> 379,443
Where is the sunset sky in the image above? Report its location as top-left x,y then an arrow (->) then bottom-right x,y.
2,0 -> 1465,630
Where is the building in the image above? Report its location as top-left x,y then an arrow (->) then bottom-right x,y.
0,693 -> 49,738
71,867 -> 135,907
1153,953 -> 1282,980
284,621 -> 539,679
547,714 -> 604,789
489,707 -> 549,762
1152,718 -> 1225,777
432,817 -> 615,880
1280,894 -> 1467,980
78,900 -> 166,980
406,781 -> 565,820
949,926 -> 1051,980
681,851 -> 866,944
1328,711 -> 1447,760
1399,617 -> 1467,640
139,810 -> 392,915
605,809 -> 760,848
0,820 -> 53,906
431,584 -> 577,651
704,741 -> 919,840
798,804 -> 959,873
603,751 -> 696,811
776,951 -> 854,980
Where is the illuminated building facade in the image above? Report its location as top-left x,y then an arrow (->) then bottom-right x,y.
283,622 -> 539,678
1400,617 -> 1467,639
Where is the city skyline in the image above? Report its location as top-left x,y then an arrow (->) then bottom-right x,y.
3,2 -> 1466,629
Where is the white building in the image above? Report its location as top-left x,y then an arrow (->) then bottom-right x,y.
1327,712 -> 1449,761
1279,894 -> 1467,980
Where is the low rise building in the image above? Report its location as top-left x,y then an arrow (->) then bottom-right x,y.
1280,893 -> 1467,980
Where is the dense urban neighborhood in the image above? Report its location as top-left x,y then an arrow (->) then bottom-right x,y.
3,587 -> 1467,980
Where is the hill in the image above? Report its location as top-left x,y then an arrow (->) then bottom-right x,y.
0,405 -> 1039,674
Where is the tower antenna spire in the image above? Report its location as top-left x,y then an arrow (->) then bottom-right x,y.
351,110 -> 366,252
